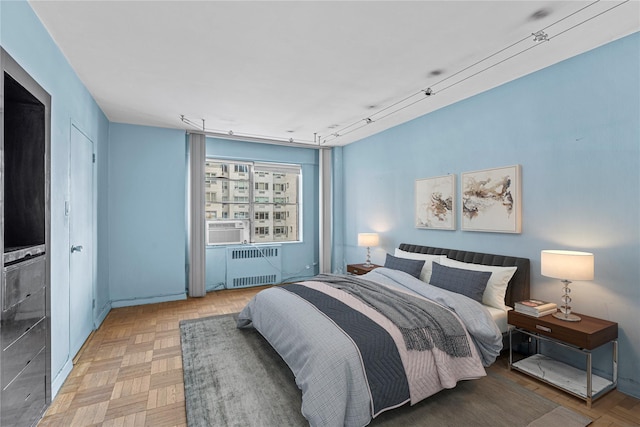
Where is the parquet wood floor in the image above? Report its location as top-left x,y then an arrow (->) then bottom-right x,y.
38,286 -> 640,426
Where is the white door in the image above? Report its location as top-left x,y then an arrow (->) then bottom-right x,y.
69,125 -> 94,357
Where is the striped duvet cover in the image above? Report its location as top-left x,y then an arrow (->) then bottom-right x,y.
237,267 -> 503,427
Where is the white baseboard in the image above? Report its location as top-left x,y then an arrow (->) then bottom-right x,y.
51,358 -> 74,399
110,292 -> 187,308
94,301 -> 112,328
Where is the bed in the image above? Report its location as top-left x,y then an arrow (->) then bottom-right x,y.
237,244 -> 530,427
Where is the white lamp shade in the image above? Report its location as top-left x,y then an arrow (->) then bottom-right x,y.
357,233 -> 379,247
541,250 -> 594,281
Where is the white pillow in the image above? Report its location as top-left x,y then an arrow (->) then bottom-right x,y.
439,257 -> 517,310
394,248 -> 446,284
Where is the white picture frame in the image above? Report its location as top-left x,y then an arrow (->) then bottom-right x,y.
461,164 -> 522,233
415,175 -> 456,230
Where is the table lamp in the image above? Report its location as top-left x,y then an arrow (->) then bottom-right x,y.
541,250 -> 594,322
357,233 -> 379,267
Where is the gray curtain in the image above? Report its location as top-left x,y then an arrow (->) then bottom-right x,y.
188,133 -> 206,297
319,147 -> 332,274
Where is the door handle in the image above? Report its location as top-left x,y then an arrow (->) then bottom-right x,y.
71,245 -> 83,253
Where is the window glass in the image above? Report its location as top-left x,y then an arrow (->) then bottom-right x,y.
205,159 -> 301,244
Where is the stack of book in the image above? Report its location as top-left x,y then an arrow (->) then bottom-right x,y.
514,299 -> 558,317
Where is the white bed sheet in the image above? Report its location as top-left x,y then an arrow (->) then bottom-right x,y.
485,305 -> 511,334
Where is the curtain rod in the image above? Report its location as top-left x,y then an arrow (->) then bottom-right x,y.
186,129 -> 330,150
183,119 -> 329,150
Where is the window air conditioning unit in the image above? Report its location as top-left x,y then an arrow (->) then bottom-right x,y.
207,220 -> 249,245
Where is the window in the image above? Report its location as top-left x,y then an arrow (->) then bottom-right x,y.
273,196 -> 288,204
255,212 -> 269,220
234,164 -> 248,173
274,226 -> 288,236
205,159 -> 301,244
255,226 -> 270,236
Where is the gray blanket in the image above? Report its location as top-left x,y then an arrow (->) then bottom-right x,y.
313,274 -> 471,357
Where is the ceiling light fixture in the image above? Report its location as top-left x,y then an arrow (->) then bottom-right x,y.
423,88 -> 433,96
364,118 -> 373,124
532,30 -> 549,42
529,8 -> 552,21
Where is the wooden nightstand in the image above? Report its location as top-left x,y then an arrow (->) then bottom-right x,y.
346,263 -> 381,275
508,310 -> 618,407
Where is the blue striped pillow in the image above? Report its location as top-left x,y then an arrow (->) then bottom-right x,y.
383,253 -> 425,279
429,262 -> 491,303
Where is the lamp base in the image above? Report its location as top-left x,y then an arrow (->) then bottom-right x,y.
553,312 -> 581,322
363,246 -> 372,268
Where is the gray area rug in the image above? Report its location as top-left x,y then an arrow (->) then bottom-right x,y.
180,314 -> 592,427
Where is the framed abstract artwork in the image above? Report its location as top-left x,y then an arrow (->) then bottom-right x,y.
461,164 -> 522,233
415,174 -> 456,230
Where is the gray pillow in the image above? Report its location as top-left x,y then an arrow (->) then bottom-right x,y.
384,253 -> 425,279
429,262 -> 491,303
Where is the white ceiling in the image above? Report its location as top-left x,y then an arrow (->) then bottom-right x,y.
29,1 -> 639,147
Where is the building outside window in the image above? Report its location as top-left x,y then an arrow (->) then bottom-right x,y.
204,159 -> 301,244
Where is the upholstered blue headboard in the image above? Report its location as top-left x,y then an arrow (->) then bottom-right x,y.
398,243 -> 530,308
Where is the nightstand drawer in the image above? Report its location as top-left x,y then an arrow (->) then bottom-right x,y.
508,310 -> 617,349
346,264 -> 380,275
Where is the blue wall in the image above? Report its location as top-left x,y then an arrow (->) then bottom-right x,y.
108,124 -> 188,306
1,1 -> 110,395
205,137 -> 320,288
338,33 -> 640,397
